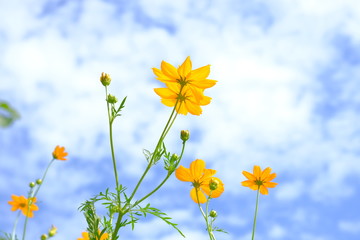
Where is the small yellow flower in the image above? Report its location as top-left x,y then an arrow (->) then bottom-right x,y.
175,159 -> 224,203
8,195 -> 39,218
241,166 -> 277,195
52,145 -> 68,161
77,231 -> 109,240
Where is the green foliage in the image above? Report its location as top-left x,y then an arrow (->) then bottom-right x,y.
0,101 -> 20,127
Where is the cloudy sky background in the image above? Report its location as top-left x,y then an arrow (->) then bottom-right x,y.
1,0 -> 360,239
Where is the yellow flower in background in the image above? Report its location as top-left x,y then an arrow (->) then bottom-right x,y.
153,57 -> 216,115
52,145 -> 68,161
8,195 -> 39,218
175,159 -> 224,203
77,231 -> 109,240
241,166 -> 277,195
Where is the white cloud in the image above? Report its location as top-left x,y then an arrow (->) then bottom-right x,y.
339,220 -> 360,234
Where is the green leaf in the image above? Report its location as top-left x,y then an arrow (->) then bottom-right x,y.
0,101 -> 20,128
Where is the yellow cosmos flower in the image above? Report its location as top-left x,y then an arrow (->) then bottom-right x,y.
77,231 -> 109,240
153,57 -> 216,115
175,159 -> 224,203
8,195 -> 39,218
241,166 -> 277,195
154,83 -> 211,115
52,145 -> 68,161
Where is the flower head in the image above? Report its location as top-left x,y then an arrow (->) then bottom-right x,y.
175,159 -> 224,203
52,145 -> 68,161
8,195 -> 39,218
241,166 -> 277,195
153,57 -> 216,115
77,231 -> 109,240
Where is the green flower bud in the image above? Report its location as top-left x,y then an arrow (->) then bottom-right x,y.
36,179 -> 42,185
100,72 -> 111,86
107,94 -> 118,104
41,234 -> 48,240
29,182 -> 36,188
180,130 -> 190,142
48,225 -> 57,237
209,210 -> 217,218
209,178 -> 219,191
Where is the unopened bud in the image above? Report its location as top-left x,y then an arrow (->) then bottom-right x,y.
209,178 -> 219,191
107,94 -> 118,104
100,72 -> 111,86
29,182 -> 36,188
41,234 -> 48,240
209,210 -> 217,218
180,130 -> 190,142
48,225 -> 57,237
36,179 -> 42,185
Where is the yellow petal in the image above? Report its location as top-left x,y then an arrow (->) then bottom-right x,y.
241,180 -> 256,187
201,177 -> 224,198
264,173 -> 277,182
242,171 -> 256,181
175,165 -> 193,182
154,88 -> 176,99
185,100 -> 202,115
152,67 -> 176,82
161,60 -> 180,80
161,98 -> 177,107
190,159 -> 206,179
263,182 -> 277,188
261,167 -> 272,180
259,185 -> 269,195
178,56 -> 192,77
190,187 -> 207,203
188,65 -> 210,81
191,79 -> 217,89
253,166 -> 261,178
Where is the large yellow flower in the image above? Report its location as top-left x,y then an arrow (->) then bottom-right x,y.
175,159 -> 224,203
154,83 -> 211,115
77,231 -> 109,240
153,57 -> 216,115
241,166 -> 277,195
52,145 -> 68,161
8,195 -> 39,218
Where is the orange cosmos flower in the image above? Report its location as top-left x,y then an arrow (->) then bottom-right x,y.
77,231 -> 109,240
52,145 -> 68,160
175,159 -> 224,203
8,195 -> 39,218
153,57 -> 216,115
241,166 -> 277,195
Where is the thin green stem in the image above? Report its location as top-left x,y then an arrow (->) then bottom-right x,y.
251,189 -> 260,240
11,211 -> 21,240
32,159 -> 55,198
134,141 -> 186,206
105,86 -> 120,190
196,191 -> 215,240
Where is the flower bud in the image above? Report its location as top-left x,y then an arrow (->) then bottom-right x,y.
29,182 -> 36,188
209,210 -> 217,218
48,225 -> 57,237
41,234 -> 48,240
209,178 -> 219,191
180,130 -> 190,142
36,179 -> 42,185
100,72 -> 111,86
107,94 -> 118,104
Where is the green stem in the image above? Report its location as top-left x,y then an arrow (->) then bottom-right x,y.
112,99 -> 181,239
196,191 -> 215,240
11,211 -> 21,240
134,141 -> 186,206
251,189 -> 260,240
22,158 -> 55,240
105,86 -> 120,191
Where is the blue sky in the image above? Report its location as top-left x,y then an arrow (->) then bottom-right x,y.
1,0 -> 360,239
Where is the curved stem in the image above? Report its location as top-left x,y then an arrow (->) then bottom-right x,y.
251,189 -> 260,240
